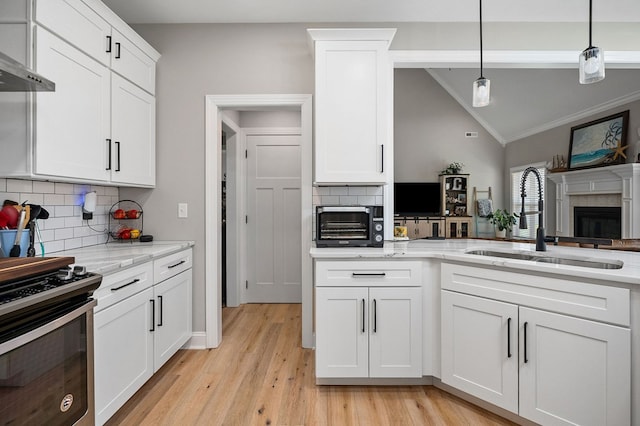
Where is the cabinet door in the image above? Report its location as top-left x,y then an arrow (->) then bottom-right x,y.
441,291 -> 519,413
153,269 -> 193,371
316,287 -> 369,378
94,287 -> 154,425
369,287 -> 422,378
314,40 -> 389,184
34,0 -> 111,66
110,28 -> 156,94
111,73 -> 155,186
519,307 -> 630,426
34,26 -> 111,182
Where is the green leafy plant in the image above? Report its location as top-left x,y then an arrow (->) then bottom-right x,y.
487,209 -> 519,232
441,162 -> 464,175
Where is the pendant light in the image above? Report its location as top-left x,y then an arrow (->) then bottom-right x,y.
579,0 -> 605,84
472,0 -> 490,107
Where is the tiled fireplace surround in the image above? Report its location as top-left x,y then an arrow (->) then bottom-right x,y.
548,163 -> 640,238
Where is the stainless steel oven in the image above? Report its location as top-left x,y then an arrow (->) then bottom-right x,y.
316,206 -> 384,247
0,258 -> 101,426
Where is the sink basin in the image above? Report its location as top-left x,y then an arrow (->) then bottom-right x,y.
465,249 -> 623,270
535,257 -> 623,269
465,250 -> 538,261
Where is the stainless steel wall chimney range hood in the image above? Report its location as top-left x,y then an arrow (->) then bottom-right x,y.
0,51 -> 55,92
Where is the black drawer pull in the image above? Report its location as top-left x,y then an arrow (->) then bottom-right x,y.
157,295 -> 163,327
106,139 -> 112,170
168,260 -> 186,269
507,317 -> 512,358
523,321 -> 529,363
106,35 -> 112,53
373,299 -> 377,333
111,278 -> 140,291
361,299 -> 365,333
352,272 -> 386,277
115,141 -> 121,171
115,42 -> 121,59
150,299 -> 155,332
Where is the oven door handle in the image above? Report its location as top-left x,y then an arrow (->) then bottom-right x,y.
0,299 -> 97,354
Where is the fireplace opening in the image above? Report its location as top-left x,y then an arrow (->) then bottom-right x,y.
574,207 -> 621,239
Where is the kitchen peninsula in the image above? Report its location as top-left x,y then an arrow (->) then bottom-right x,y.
311,239 -> 639,425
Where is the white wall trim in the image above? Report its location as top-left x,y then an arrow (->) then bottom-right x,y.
204,94 -> 313,349
184,332 -> 207,350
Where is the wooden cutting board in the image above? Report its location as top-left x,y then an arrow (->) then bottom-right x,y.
0,257 -> 75,284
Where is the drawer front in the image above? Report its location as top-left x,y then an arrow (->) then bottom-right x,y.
94,262 -> 153,312
154,248 -> 193,284
315,260 -> 422,287
441,263 -> 630,326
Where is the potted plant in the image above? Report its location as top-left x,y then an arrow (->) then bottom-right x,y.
487,209 -> 519,238
441,162 -> 464,175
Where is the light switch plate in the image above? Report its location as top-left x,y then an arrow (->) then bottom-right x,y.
178,203 -> 188,218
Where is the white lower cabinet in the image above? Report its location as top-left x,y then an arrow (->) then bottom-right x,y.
94,287 -> 154,425
316,286 -> 422,378
94,249 -> 193,425
441,290 -> 631,425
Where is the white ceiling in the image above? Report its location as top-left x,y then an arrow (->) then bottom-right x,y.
101,0 -> 640,144
101,0 -> 640,24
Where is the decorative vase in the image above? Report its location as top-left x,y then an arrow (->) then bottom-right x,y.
495,228 -> 506,239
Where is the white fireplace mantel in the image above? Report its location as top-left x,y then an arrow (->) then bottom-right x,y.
547,163 -> 640,238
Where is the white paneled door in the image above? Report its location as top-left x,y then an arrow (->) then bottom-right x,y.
246,133 -> 301,303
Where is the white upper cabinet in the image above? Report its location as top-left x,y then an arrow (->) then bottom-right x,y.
110,28 -> 156,94
111,73 -> 156,186
308,29 -> 395,185
34,0 -> 112,66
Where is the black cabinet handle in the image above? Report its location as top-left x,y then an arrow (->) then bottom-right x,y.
158,295 -> 163,327
106,35 -> 112,53
380,144 -> 384,173
106,139 -> 112,170
523,321 -> 528,363
507,317 -> 512,358
115,42 -> 121,59
373,299 -> 377,333
361,299 -> 365,333
111,278 -> 140,291
115,141 -> 121,171
168,260 -> 186,269
352,273 -> 386,277
150,299 -> 155,332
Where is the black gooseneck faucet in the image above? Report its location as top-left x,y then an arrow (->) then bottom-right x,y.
519,167 -> 546,251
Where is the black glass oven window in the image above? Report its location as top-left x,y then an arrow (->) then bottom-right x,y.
574,207 -> 621,239
319,212 -> 369,240
0,314 -> 88,426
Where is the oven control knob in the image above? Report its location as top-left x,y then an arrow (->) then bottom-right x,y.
57,268 -> 74,281
73,266 -> 88,277
375,234 -> 383,242
374,223 -> 383,232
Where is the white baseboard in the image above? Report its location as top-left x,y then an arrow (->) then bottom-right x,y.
183,332 -> 207,349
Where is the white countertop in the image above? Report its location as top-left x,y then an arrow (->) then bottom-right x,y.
310,239 -> 640,286
55,241 -> 195,275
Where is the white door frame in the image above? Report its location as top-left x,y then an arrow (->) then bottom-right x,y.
204,94 -> 313,348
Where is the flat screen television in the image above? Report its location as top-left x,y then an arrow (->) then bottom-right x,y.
394,182 -> 441,216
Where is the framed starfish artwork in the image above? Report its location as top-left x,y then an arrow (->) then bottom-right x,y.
568,110 -> 629,170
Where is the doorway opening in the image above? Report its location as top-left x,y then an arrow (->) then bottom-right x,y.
204,95 -> 313,349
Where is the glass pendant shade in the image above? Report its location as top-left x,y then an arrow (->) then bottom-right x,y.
472,77 -> 490,107
579,46 -> 605,84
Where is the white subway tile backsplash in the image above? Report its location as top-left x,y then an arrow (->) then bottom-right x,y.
357,196 -> 377,205
44,194 -> 65,205
320,195 -> 339,205
0,179 -> 119,254
329,187 -> 348,196
366,186 -> 384,196
6,179 -> 33,193
339,196 -> 358,205
375,196 -> 384,205
33,181 -> 55,193
348,187 -> 367,196
55,228 -> 75,240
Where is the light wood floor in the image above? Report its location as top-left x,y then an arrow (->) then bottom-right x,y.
107,304 -> 516,425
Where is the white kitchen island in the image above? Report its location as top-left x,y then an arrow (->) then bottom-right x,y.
311,239 -> 640,426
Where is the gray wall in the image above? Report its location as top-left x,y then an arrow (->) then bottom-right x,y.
394,69 -> 505,207
120,22 -> 640,333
